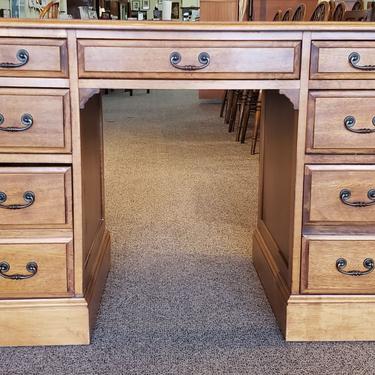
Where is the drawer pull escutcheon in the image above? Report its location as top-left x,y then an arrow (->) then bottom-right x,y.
344,115 -> 375,134
336,258 -> 374,276
0,191 -> 35,209
0,113 -> 33,132
0,49 -> 29,69
348,52 -> 375,71
0,261 -> 38,280
339,188 -> 375,207
170,52 -> 210,71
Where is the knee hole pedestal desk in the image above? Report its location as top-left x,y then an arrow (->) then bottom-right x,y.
0,19 -> 375,346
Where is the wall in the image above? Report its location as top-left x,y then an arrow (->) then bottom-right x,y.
0,0 -> 67,18
252,0 -> 375,21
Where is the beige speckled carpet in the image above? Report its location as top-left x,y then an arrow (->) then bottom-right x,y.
0,90 -> 374,374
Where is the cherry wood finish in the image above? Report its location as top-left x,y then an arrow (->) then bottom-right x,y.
311,41 -> 375,79
304,165 -> 375,227
78,40 -> 301,80
307,91 -> 375,154
0,38 -> 68,78
0,167 -> 72,228
0,241 -> 74,298
302,238 -> 375,294
2,20 -> 375,345
0,89 -> 71,154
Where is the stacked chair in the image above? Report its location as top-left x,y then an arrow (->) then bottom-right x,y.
220,0 -> 373,155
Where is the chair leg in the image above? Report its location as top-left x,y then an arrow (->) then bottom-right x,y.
228,90 -> 240,133
251,92 -> 262,155
240,90 -> 258,144
220,90 -> 228,118
147,89 -> 150,94
236,90 -> 249,142
225,91 -> 234,124
239,91 -> 253,144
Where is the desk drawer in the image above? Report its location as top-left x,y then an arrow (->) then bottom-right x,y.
0,240 -> 73,298
0,89 -> 71,154
304,165 -> 375,226
311,41 -> 375,79
301,237 -> 375,294
78,40 -> 301,79
307,91 -> 375,154
0,38 -> 68,78
0,167 -> 72,228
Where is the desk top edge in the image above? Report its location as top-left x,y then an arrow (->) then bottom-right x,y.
0,19 -> 375,32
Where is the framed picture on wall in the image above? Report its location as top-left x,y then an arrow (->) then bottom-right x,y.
171,2 -> 179,19
142,0 -> 150,10
132,1 -> 140,11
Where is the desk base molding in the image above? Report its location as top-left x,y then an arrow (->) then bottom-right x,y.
254,228 -> 375,341
0,229 -> 110,347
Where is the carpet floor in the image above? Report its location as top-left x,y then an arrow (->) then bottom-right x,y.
0,90 -> 375,375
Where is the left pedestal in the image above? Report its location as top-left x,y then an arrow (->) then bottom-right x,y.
0,33 -> 110,346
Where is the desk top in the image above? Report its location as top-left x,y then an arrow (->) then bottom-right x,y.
0,19 -> 375,32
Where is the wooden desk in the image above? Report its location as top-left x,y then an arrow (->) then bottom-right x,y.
1,20 -> 375,346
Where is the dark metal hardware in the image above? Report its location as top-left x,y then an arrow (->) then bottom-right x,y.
339,188 -> 375,207
336,258 -> 374,276
0,191 -> 35,209
0,113 -> 33,132
348,51 -> 375,71
0,49 -> 30,69
344,115 -> 375,134
0,261 -> 38,280
170,51 -> 210,71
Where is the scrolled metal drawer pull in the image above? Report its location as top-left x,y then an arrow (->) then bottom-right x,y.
339,188 -> 375,207
348,52 -> 375,71
170,51 -> 210,71
0,49 -> 30,69
336,258 -> 374,277
0,191 -> 35,209
344,115 -> 375,134
0,261 -> 38,280
0,113 -> 33,132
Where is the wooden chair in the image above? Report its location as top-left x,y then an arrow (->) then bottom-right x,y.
352,0 -> 365,10
282,8 -> 293,21
310,1 -> 330,21
328,0 -> 336,20
39,0 -> 59,19
343,9 -> 369,21
292,4 -> 306,21
332,1 -> 346,21
273,10 -> 283,21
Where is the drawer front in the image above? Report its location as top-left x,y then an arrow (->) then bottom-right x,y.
0,240 -> 73,298
0,38 -> 68,78
0,167 -> 72,228
0,89 -> 71,153
304,165 -> 375,226
307,91 -> 375,154
302,237 -> 375,294
311,41 -> 375,79
78,40 -> 301,79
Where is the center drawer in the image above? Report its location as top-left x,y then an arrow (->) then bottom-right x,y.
0,239 -> 74,298
0,167 -> 72,228
78,40 -> 301,79
304,165 -> 375,228
0,89 -> 71,154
